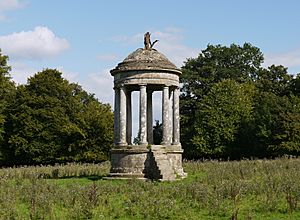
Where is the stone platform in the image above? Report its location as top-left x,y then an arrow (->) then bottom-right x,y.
108,145 -> 187,181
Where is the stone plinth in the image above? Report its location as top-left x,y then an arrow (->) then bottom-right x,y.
109,145 -> 186,181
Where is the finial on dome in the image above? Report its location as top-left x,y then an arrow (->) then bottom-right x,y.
144,32 -> 159,50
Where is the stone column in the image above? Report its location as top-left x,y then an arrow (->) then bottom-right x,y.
169,89 -> 173,144
113,87 -> 120,145
162,86 -> 170,145
139,85 -> 148,145
126,91 -> 132,145
147,90 -> 153,144
173,87 -> 180,145
119,85 -> 127,146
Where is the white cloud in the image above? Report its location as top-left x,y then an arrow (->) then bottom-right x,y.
81,68 -> 114,105
0,0 -> 24,11
9,60 -> 37,84
96,54 -> 119,62
264,48 -> 300,70
10,62 -> 114,106
0,0 -> 26,21
111,33 -> 142,45
151,29 -> 199,68
0,14 -> 6,21
55,67 -> 80,84
0,26 -> 69,60
10,63 -> 77,85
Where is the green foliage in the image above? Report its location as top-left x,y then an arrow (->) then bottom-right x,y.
1,159 -> 300,219
133,130 -> 141,145
134,120 -> 162,145
180,43 -> 264,159
180,43 -> 299,159
0,49 -> 15,162
153,120 -> 162,145
3,69 -> 113,165
271,95 -> 300,155
290,73 -> 300,96
181,43 -> 263,97
191,80 -> 255,158
256,65 -> 292,96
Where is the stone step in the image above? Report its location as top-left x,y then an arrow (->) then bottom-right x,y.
152,152 -> 176,181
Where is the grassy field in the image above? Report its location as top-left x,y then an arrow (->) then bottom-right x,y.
0,158 -> 299,219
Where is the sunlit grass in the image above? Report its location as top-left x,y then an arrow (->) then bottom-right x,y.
0,158 -> 299,219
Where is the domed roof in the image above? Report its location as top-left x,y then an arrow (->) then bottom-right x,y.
110,48 -> 181,75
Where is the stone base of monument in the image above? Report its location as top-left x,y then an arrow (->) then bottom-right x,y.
107,144 -> 187,181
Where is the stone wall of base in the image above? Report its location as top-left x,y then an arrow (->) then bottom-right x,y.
108,145 -> 187,181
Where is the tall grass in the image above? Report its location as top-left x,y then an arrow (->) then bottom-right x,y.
0,158 -> 299,219
0,161 -> 110,179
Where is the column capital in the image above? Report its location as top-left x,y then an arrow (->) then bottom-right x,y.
120,84 -> 126,89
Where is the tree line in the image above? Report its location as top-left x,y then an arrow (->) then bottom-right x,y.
0,49 -> 114,165
1,43 -> 300,165
180,43 -> 300,159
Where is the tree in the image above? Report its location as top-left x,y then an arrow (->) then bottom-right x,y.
275,95 -> 300,155
153,120 -> 162,145
3,69 -> 113,165
180,43 -> 264,159
69,85 -> 114,162
0,49 -> 15,162
290,73 -> 300,96
133,130 -> 141,145
190,80 -> 255,158
181,43 -> 263,99
253,94 -> 300,156
133,120 -> 162,145
256,65 -> 292,96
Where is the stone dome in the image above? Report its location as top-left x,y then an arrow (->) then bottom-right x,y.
110,48 -> 181,75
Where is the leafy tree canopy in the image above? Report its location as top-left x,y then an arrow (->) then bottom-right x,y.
3,69 -> 113,165
180,43 -> 299,159
0,49 -> 15,160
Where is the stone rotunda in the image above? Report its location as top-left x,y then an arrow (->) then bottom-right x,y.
109,33 -> 186,181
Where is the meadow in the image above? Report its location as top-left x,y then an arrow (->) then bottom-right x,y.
0,158 -> 299,220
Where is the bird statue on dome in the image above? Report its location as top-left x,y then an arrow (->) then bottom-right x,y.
144,32 -> 159,50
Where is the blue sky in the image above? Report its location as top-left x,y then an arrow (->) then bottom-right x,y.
1,0 -> 300,136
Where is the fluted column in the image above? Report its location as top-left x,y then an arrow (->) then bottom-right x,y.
173,87 -> 180,145
147,90 -> 153,144
139,85 -> 148,145
126,91 -> 132,145
113,87 -> 120,145
162,86 -> 170,145
119,86 -> 127,146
